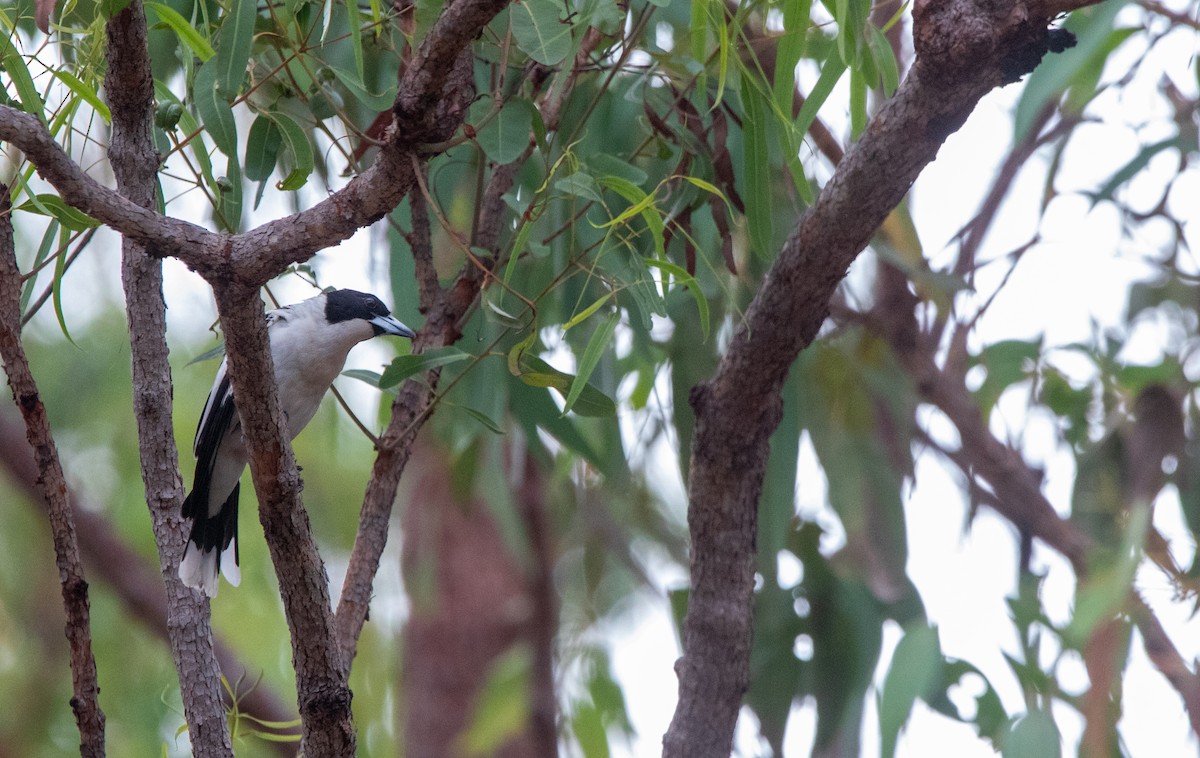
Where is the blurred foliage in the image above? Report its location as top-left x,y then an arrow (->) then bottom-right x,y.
1,0 -> 1199,755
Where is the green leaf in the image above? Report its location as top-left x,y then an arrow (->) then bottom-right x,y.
344,0 -> 365,79
556,171 -> 602,202
327,64 -> 398,112
563,312 -> 618,415
833,0 -> 869,66
867,25 -> 899,95
562,292 -> 615,331
794,47 -> 847,142
644,258 -> 710,341
596,176 -> 665,259
509,377 -> 606,471
773,0 -> 810,113
741,76 -> 773,259
586,153 -> 647,187
20,219 -> 59,314
0,18 -> 46,121
476,98 -> 534,164
517,355 -> 616,417
711,0 -> 729,109
145,1 -> 216,61
216,156 -> 243,232
927,660 -> 1008,741
1064,504 -> 1150,647
849,64 -> 867,139
461,406 -> 504,434
879,625 -> 943,758
51,70 -> 111,123
1003,710 -> 1062,758
214,0 -> 257,98
193,60 -> 238,157
16,194 -> 99,231
100,0 -> 133,16
155,81 -> 217,192
579,0 -> 623,34
378,348 -> 473,388
510,0 -> 573,65
51,226 -> 75,345
188,342 -> 228,366
267,111 -> 315,190
244,116 -> 282,182
1012,1 -> 1128,142
1091,136 -> 1189,206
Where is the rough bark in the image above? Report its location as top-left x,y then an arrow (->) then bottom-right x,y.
663,2 -> 1083,754
0,191 -> 106,756
104,4 -> 237,755
209,284 -> 354,755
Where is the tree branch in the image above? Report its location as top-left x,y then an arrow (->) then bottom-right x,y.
210,283 -> 354,754
0,106 -> 221,264
104,5 -> 237,755
0,190 -> 106,757
663,2 -> 1075,754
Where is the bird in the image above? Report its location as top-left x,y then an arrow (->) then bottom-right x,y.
178,288 -> 416,597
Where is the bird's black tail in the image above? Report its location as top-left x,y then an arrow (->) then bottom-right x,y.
179,484 -> 241,597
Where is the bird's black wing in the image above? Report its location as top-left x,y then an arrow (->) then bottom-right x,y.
183,363 -> 237,519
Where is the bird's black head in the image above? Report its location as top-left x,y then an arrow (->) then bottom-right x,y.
323,288 -> 417,338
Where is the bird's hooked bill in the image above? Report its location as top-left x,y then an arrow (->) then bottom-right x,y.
370,313 -> 417,339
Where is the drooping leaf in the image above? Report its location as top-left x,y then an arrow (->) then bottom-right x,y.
556,171 -> 603,203
1012,0 -> 1128,142
244,116 -> 282,182
644,258 -> 710,341
145,1 -> 216,61
510,0 -> 573,66
596,176 -> 666,260
328,63 -> 397,112
1090,136 -> 1191,206
16,194 -> 99,231
379,348 -> 474,389
563,312 -> 618,415
267,111 -> 315,190
476,98 -> 535,164
193,60 -> 238,157
1003,710 -> 1062,758
879,625 -> 943,758
794,47 -> 847,142
740,75 -> 774,259
216,156 -> 243,232
0,18 -> 46,122
867,25 -> 899,95
51,70 -> 111,123
970,338 -> 1043,416
214,0 -> 257,99
515,354 -> 616,417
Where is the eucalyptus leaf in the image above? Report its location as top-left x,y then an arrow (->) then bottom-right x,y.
379,349 -> 474,389
476,98 -> 535,164
510,0 -> 573,65
214,0 -> 257,98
